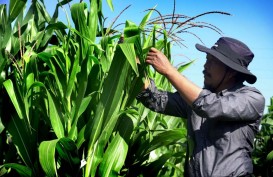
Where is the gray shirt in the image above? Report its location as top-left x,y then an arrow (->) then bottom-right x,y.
136,79 -> 265,177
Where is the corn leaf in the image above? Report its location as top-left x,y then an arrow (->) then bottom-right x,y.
71,2 -> 89,56
177,60 -> 195,73
139,5 -> 156,30
46,90 -> 65,139
57,0 -> 73,6
8,0 -> 27,22
0,163 -> 32,177
39,139 -> 59,177
87,132 -> 108,177
143,153 -> 173,176
85,44 -> 131,146
88,0 -> 98,43
266,150 -> 273,162
65,44 -> 80,98
98,133 -> 128,177
88,104 -> 124,177
106,0 -> 114,11
3,79 -> 24,119
120,43 -> 138,76
76,125 -> 86,149
5,115 -> 34,169
84,44 -> 131,176
55,138 -> 81,175
68,57 -> 90,140
146,129 -> 187,154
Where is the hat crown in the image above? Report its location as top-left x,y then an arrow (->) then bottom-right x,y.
213,37 -> 254,68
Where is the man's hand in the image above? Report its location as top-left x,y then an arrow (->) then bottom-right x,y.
145,47 -> 202,106
146,47 -> 175,76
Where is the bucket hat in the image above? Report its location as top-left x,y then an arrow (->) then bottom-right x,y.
195,37 -> 256,84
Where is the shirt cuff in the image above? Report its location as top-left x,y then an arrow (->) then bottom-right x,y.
136,79 -> 155,99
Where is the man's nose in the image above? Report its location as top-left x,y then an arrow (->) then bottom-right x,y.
204,61 -> 209,70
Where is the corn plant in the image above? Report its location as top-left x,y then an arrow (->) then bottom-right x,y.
0,0 -> 70,176
0,0 -> 232,176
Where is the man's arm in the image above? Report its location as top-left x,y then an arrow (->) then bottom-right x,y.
145,47 -> 202,106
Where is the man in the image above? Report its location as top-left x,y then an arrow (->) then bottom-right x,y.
136,37 -> 265,177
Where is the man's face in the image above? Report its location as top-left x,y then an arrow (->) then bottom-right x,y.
203,54 -> 228,91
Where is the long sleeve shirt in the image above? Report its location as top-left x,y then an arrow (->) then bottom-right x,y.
136,79 -> 265,177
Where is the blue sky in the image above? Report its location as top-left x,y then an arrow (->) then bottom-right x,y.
6,0 -> 271,113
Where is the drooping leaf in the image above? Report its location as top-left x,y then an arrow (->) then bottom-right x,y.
55,138 -> 81,176
0,163 -> 32,177
146,129 -> 187,154
120,43 -> 138,76
99,133 -> 128,177
46,21 -> 67,31
39,139 -> 59,177
143,153 -> 173,176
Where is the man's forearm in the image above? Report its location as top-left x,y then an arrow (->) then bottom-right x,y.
165,67 -> 202,106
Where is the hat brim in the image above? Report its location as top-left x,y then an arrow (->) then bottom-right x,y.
195,43 -> 257,84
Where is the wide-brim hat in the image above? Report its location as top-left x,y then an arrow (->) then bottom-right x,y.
195,37 -> 257,84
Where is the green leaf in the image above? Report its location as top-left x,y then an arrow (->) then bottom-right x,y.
57,0 -> 73,6
266,150 -> 273,162
146,129 -> 187,154
3,80 -> 23,119
120,43 -> 138,76
124,26 -> 140,38
0,119 -> 4,134
84,44 -> 131,176
65,46 -> 80,98
143,153 -> 173,176
26,73 -> 35,95
177,60 -> 195,73
69,26 -> 104,53
46,21 -> 67,31
5,115 -> 35,169
76,125 -> 86,149
55,138 -> 81,175
71,2 -> 99,58
99,133 -> 128,177
87,132 -> 109,177
68,57 -> 90,140
46,90 -> 65,139
0,163 -> 32,177
8,0 -> 27,22
139,6 -> 156,30
88,0 -> 98,42
39,139 -> 59,177
106,0 -> 114,11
